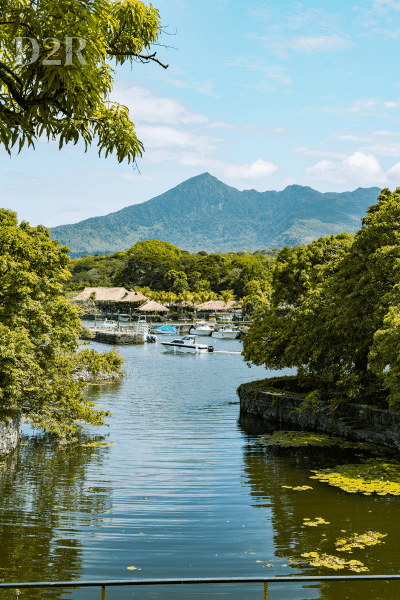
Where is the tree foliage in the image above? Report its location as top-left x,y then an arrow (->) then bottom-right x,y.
0,209 -> 118,439
243,188 -> 400,411
0,0 -> 167,162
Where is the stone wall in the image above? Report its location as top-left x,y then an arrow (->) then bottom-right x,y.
238,383 -> 400,451
0,411 -> 21,456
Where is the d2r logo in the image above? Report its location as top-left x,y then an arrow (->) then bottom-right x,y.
15,37 -> 87,65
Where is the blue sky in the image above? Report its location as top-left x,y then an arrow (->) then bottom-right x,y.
3,0 -> 400,227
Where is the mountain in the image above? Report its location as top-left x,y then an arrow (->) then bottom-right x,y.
49,173 -> 381,257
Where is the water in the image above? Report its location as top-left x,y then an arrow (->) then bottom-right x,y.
0,336 -> 399,600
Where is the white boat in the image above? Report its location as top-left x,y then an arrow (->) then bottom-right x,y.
211,325 -> 240,339
150,325 -> 177,334
161,335 -> 214,353
189,320 -> 215,336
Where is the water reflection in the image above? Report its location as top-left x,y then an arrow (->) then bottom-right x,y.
0,433 -> 113,599
240,415 -> 400,600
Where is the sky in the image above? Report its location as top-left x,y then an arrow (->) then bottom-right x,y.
2,0 -> 400,227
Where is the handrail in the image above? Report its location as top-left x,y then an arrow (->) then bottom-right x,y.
2,574 -> 399,600
0,574 -> 399,588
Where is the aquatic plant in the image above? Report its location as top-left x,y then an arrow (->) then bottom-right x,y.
296,552 -> 368,572
82,442 -> 115,447
282,485 -> 313,491
310,458 -> 400,495
303,517 -> 330,527
334,531 -> 387,552
257,430 -> 381,452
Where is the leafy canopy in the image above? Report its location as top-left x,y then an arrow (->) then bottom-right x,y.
0,0 -> 167,162
243,188 -> 400,410
0,209 -> 118,439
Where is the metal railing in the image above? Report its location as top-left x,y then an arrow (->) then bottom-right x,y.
1,574 -> 400,600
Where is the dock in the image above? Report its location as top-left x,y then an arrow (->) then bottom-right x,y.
84,322 -> 192,345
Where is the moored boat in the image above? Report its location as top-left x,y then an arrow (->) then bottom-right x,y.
211,325 -> 240,339
189,320 -> 214,336
150,325 -> 177,334
161,335 -> 214,353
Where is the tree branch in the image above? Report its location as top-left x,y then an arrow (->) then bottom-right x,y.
108,50 -> 168,69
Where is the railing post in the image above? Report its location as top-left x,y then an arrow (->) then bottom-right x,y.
101,585 -> 106,600
263,582 -> 268,600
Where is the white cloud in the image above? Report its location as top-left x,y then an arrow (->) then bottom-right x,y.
167,78 -> 219,97
304,152 -> 387,184
373,130 -> 397,135
294,146 -> 349,158
387,162 -> 400,180
226,57 -> 292,86
218,159 -> 279,179
109,83 -> 280,184
246,33 -> 352,58
383,99 -> 400,108
111,84 -> 210,125
287,35 -> 352,53
335,134 -> 372,142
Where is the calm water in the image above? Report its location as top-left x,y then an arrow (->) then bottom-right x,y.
0,335 -> 399,600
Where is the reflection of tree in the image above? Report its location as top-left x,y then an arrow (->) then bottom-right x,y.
239,415 -> 400,600
0,434 -> 113,600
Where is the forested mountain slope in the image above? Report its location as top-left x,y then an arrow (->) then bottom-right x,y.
49,173 -> 381,257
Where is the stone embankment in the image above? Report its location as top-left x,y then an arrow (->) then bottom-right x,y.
238,383 -> 400,451
0,411 -> 21,456
73,368 -> 123,383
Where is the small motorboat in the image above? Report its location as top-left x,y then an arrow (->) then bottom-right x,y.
150,325 -> 177,334
211,325 -> 240,339
161,335 -> 214,353
189,320 -> 214,336
146,333 -> 158,343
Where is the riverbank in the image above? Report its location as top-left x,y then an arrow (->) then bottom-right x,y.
0,411 -> 21,457
238,380 -> 400,451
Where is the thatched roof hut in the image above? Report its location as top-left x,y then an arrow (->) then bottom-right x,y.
195,300 -> 236,311
138,300 -> 169,312
73,287 -> 128,302
120,291 -> 149,303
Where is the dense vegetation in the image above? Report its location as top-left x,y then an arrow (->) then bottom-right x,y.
65,240 -> 279,313
243,187 -> 400,412
0,209 -> 123,440
50,173 -> 381,257
0,0 -> 166,163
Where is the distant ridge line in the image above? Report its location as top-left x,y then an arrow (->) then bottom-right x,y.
49,172 -> 381,257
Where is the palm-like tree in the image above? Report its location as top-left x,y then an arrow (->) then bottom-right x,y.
219,289 -> 235,306
178,290 -> 193,313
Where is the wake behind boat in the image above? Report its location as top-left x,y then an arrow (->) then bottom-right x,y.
161,335 -> 214,353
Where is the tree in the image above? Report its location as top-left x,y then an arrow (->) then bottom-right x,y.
115,240 -> 181,289
0,209 -> 114,439
243,189 -> 400,409
164,269 -> 188,295
0,0 -> 167,163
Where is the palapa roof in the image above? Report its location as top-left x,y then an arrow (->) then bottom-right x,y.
195,300 -> 236,311
73,287 -> 128,302
138,300 -> 169,312
120,291 -> 149,303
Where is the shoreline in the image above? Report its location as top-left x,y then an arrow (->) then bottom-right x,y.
238,381 -> 400,451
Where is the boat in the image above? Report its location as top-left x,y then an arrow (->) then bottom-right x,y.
211,325 -> 240,339
146,333 -> 157,343
189,320 -> 215,336
161,335 -> 214,353
150,325 -> 177,334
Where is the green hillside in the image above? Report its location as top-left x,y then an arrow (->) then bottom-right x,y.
49,173 -> 381,257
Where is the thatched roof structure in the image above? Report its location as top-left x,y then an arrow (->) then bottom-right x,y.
195,300 -> 236,311
120,291 -> 149,303
73,287 -> 128,302
138,300 -> 169,312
